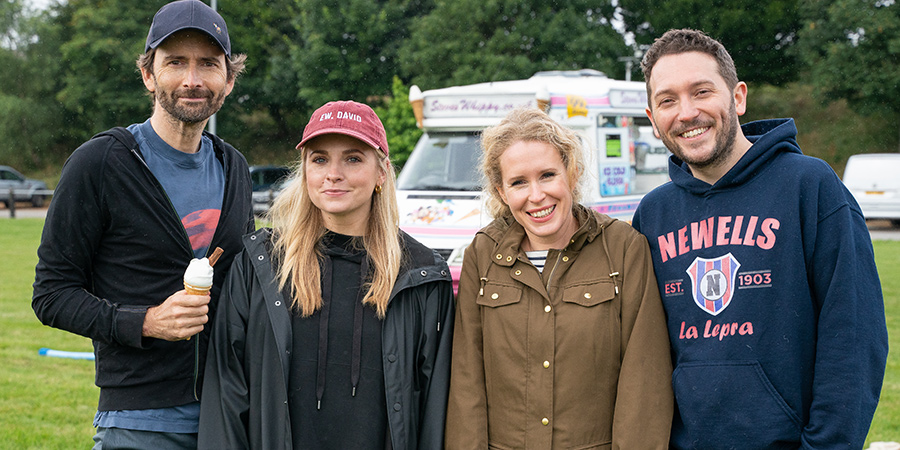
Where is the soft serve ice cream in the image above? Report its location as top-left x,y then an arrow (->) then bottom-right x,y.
183,247 -> 223,295
184,258 -> 214,295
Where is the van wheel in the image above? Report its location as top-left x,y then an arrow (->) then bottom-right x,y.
891,219 -> 900,228
31,195 -> 44,207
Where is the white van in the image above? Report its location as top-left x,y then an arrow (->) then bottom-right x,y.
842,153 -> 900,226
397,70 -> 670,289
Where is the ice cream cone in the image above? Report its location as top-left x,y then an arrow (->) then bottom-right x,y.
183,249 -> 220,296
184,282 -> 211,296
409,85 -> 424,129
536,86 -> 550,113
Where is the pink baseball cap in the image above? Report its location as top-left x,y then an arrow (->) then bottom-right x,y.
296,101 -> 389,156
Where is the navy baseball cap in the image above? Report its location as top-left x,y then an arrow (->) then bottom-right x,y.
145,0 -> 231,56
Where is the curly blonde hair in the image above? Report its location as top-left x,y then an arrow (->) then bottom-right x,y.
479,107 -> 585,219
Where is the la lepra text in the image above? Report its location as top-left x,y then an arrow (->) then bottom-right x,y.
679,320 -> 754,341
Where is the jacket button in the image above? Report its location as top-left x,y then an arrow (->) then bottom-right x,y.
275,301 -> 281,306
393,403 -> 401,411
584,293 -> 592,299
257,255 -> 264,261
441,270 -> 447,276
514,270 -> 521,276
496,253 -> 503,260
387,354 -> 397,363
506,256 -> 512,262
544,305 -> 551,313
250,235 -> 257,240
562,256 -> 569,262
543,360 -> 550,368
420,270 -> 427,277
491,293 -> 499,300
542,418 -> 549,426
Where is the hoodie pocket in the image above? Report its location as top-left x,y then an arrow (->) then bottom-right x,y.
672,360 -> 802,449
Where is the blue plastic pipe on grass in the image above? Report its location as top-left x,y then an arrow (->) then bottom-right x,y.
38,348 -> 94,360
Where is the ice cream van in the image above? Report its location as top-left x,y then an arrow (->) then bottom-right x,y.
396,69 -> 669,290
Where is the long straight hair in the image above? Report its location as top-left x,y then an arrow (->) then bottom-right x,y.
267,147 -> 401,318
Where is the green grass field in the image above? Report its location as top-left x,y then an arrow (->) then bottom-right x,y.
0,219 -> 97,449
1,218 -> 898,448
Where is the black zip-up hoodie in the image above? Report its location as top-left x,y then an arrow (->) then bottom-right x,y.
33,127 -> 254,411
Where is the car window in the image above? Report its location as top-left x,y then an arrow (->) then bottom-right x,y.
250,167 -> 291,191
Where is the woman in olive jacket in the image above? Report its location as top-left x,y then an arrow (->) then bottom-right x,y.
199,101 -> 454,449
445,108 -> 673,449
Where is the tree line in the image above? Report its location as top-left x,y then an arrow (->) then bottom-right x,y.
1,0 -> 897,174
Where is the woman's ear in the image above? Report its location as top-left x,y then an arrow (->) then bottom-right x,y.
379,158 -> 388,186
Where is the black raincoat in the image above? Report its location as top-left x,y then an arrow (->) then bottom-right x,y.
198,228 -> 454,449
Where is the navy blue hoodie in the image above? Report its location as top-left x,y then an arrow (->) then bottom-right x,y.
632,119 -> 887,449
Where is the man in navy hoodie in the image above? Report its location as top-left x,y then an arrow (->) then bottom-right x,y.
32,1 -> 253,448
632,28 -> 888,449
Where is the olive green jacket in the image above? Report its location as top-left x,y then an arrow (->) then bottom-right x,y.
446,205 -> 673,449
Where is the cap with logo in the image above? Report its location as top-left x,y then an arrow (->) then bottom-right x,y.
296,101 -> 389,156
145,0 -> 231,56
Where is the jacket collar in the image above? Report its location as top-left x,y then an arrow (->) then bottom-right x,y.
480,204 -> 613,267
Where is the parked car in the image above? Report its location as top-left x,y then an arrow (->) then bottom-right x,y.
0,165 -> 49,208
842,153 -> 900,226
249,165 -> 291,215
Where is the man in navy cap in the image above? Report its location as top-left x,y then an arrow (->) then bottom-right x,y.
32,1 -> 253,448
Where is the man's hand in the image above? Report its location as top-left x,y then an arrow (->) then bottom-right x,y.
142,290 -> 210,341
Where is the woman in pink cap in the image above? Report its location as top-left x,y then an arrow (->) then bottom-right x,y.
199,101 -> 454,449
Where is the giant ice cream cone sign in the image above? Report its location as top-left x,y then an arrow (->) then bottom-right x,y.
536,86 -> 550,113
409,85 -> 424,129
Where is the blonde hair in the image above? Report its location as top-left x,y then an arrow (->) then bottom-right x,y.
480,107 -> 585,218
267,146 -> 401,318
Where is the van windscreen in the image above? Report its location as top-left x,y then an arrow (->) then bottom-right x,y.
397,132 -> 482,191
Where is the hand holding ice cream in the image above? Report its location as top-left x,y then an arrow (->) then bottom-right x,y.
141,247 -> 225,341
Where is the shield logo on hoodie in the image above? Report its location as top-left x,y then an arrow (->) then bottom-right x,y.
686,253 -> 741,316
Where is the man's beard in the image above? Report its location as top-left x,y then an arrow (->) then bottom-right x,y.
660,102 -> 739,170
156,86 -> 226,124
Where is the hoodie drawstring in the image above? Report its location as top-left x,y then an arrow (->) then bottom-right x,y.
316,256 -> 333,410
350,257 -> 368,397
316,239 -> 370,410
